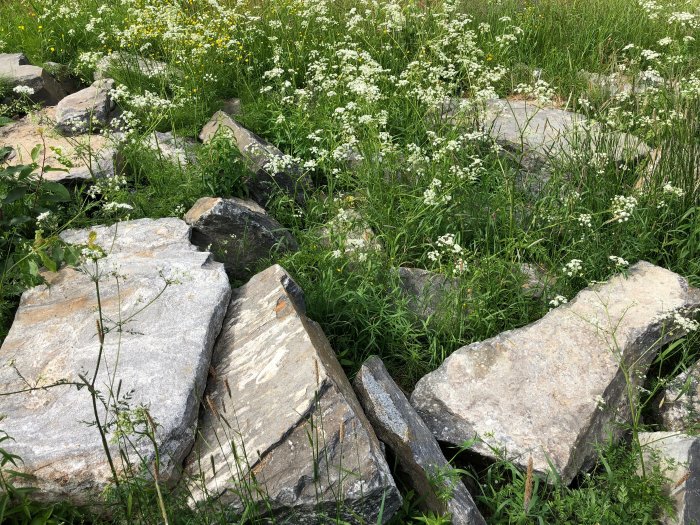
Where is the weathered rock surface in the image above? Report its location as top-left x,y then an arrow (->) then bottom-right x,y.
411,261 -> 700,484
397,267 -> 458,321
519,263 -> 554,299
639,432 -> 700,525
354,356 -> 486,525
0,108 -> 116,183
0,53 -> 66,105
656,361 -> 700,433
199,110 -> 312,206
221,98 -> 242,116
184,197 -> 298,280
0,218 -> 231,504
184,264 -> 401,523
55,78 -> 114,135
442,98 -> 649,177
94,52 -> 171,81
144,131 -> 197,166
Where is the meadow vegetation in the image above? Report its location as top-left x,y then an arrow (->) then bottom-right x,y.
0,0 -> 699,522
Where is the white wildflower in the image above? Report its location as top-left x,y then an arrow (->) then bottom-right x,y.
549,295 -> 568,308
611,195 -> 638,222
13,85 -> 35,96
608,255 -> 629,267
562,259 -> 583,277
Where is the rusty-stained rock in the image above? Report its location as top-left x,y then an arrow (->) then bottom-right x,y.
411,262 -> 700,484
0,218 -> 231,505
0,108 -> 115,183
185,265 -> 401,523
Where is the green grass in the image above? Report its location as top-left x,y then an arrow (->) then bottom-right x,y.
1,0 -> 699,522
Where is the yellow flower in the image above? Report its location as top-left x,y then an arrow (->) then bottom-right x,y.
18,25 -> 25,30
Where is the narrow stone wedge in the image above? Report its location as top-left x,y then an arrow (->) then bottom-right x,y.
411,261 -> 700,484
355,356 -> 486,525
185,265 -> 402,524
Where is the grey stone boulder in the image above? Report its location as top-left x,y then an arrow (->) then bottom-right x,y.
144,131 -> 197,166
411,261 -> 700,484
656,361 -> 700,433
184,264 -> 402,523
0,53 -> 67,105
354,356 -> 486,525
441,98 -> 649,185
397,267 -> 459,321
199,110 -> 312,206
0,218 -> 231,505
184,197 -> 298,281
55,78 -> 115,135
94,52 -> 171,81
0,107 -> 116,183
639,432 -> 700,525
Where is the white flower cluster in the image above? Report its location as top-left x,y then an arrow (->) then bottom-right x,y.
423,178 -> 452,206
514,79 -> 556,104
662,182 -> 685,198
608,255 -> 629,267
610,195 -> 638,223
13,85 -> 35,96
562,259 -> 583,277
577,213 -> 593,228
673,312 -> 699,332
103,202 -> 134,212
549,295 -> 568,308
427,233 -> 466,275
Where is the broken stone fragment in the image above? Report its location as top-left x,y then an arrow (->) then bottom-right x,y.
411,261 -> 700,484
354,356 -> 486,525
199,110 -> 312,206
184,197 -> 298,281
55,78 -> 115,135
184,264 -> 402,523
144,131 -> 197,166
519,263 -> 554,299
0,107 -> 116,183
0,218 -> 231,505
0,53 -> 67,105
397,267 -> 459,321
639,432 -> 700,525
656,360 -> 700,433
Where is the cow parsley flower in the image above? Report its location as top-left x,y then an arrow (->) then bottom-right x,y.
611,195 -> 637,223
608,255 -> 629,267
549,295 -> 568,308
13,85 -> 35,96
562,259 -> 583,277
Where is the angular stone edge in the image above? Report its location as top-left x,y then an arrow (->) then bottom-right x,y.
410,261 -> 700,484
354,356 -> 486,525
